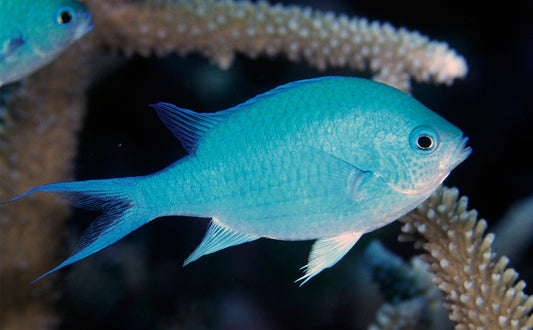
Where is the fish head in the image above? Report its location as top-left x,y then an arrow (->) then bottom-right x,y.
28,0 -> 93,57
371,94 -> 471,196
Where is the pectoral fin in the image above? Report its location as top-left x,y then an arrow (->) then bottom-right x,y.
297,232 -> 363,285
297,145 -> 373,203
0,38 -> 24,62
183,219 -> 259,266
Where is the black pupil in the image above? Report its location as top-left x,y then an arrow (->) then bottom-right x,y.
59,11 -> 73,24
417,135 -> 433,150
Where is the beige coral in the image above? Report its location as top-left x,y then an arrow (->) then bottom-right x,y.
399,186 -> 533,329
97,0 -> 467,92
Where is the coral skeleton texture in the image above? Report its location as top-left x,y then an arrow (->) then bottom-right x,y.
399,186 -> 533,329
97,0 -> 467,92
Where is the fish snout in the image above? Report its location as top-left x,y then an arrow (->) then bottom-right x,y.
73,12 -> 94,40
447,136 -> 472,170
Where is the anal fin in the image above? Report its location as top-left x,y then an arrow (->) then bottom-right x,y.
297,232 -> 362,286
183,219 -> 258,266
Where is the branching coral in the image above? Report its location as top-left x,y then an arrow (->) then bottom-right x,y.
96,0 -> 467,92
399,186 -> 533,329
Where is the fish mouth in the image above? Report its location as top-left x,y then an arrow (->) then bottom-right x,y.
74,12 -> 94,40
447,136 -> 472,170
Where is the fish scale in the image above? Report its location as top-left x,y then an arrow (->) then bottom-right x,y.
4,76 -> 471,284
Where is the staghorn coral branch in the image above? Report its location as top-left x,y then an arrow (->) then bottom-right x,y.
399,186 -> 533,329
96,0 -> 467,92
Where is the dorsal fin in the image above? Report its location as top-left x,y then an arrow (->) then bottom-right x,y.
150,102 -> 237,153
232,76 -> 337,109
150,78 -> 336,153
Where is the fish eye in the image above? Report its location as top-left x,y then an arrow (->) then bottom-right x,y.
409,126 -> 439,154
56,6 -> 75,25
416,135 -> 434,150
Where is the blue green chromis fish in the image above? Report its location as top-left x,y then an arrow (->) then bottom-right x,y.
0,0 -> 93,86
6,76 -> 471,284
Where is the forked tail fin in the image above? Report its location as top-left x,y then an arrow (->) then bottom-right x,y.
5,177 -> 153,282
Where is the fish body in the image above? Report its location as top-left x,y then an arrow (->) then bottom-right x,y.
0,0 -> 93,86
7,76 -> 471,284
